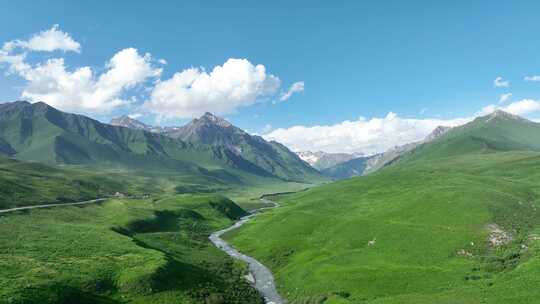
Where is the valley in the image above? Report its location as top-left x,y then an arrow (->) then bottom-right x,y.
0,100 -> 324,303
2,5 -> 540,304
2,101 -> 540,304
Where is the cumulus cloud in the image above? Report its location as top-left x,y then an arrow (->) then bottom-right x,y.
0,26 -> 161,113
265,113 -> 471,155
524,75 -> 540,82
499,92 -> 512,104
2,24 -> 80,53
266,99 -> 540,154
494,76 -> 510,88
17,48 -> 161,113
479,99 -> 540,117
144,58 -> 281,118
2,27 -> 293,117
278,81 -> 304,102
0,25 -> 162,113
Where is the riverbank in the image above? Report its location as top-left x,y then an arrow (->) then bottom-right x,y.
209,199 -> 286,304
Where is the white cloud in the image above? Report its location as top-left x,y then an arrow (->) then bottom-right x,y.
144,58 -> 281,118
264,113 -> 471,155
266,99 -> 540,155
0,26 -> 162,113
0,51 -> 29,74
499,92 -> 512,104
479,99 -> 540,117
2,47 -> 161,113
158,59 -> 167,65
278,81 -> 304,102
3,24 -> 80,53
494,76 -> 510,88
524,75 -> 540,82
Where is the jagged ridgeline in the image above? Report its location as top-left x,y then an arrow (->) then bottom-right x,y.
0,101 -> 325,184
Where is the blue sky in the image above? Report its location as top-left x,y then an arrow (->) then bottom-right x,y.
1,1 -> 540,153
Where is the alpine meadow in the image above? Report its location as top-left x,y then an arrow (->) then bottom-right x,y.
1,2 -> 540,304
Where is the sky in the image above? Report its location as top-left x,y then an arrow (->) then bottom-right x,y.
1,1 -> 540,154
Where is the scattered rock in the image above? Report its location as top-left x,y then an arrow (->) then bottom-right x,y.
487,224 -> 512,247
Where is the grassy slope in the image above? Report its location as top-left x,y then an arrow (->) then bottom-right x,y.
0,194 -> 263,304
227,115 -> 540,303
0,150 -> 316,210
0,157 -> 141,209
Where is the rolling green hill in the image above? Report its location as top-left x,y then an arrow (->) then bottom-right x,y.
404,110 -> 540,162
0,194 -> 263,304
0,156 -> 126,209
0,101 -> 325,184
227,110 -> 540,303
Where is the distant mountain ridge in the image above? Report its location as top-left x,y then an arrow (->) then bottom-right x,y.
320,123 -> 452,179
0,101 -> 325,184
296,151 -> 364,170
325,110 -> 540,180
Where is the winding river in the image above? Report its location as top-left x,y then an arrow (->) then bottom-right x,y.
209,198 -> 286,304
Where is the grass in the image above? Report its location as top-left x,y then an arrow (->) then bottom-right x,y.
0,194 -> 264,304
0,154 -> 314,303
0,157 -> 147,209
227,151 -> 540,303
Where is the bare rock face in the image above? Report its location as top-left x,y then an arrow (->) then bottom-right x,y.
164,112 -> 236,142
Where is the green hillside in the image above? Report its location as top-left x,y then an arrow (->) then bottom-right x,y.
0,156 -> 143,209
404,110 -> 540,162
0,194 -> 263,304
227,111 -> 540,303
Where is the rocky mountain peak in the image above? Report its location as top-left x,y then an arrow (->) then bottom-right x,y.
485,110 -> 523,122
197,112 -> 232,128
110,115 -> 150,129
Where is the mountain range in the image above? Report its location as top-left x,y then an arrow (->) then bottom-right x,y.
110,113 -> 455,181
0,101 -> 324,186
